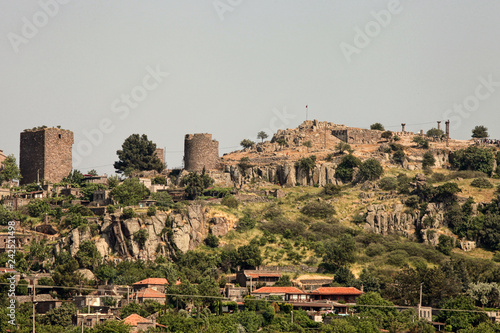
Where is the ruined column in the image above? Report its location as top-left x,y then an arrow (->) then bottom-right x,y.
420,130 -> 424,135
401,123 -> 406,133
437,121 -> 441,130
445,120 -> 450,147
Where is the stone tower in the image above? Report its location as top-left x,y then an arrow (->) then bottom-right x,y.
19,127 -> 74,185
183,133 -> 220,171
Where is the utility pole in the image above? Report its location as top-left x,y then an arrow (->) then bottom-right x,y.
127,286 -> 130,306
32,278 -> 36,333
418,282 -> 423,320
291,310 -> 293,324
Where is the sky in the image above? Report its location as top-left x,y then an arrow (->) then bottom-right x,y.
1,0 -> 500,176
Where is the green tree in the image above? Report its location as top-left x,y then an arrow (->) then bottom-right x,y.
92,320 -> 132,333
359,158 -> 384,181
257,131 -> 268,142
182,170 -> 214,199
370,123 -> 385,131
114,134 -> 164,175
274,275 -> 293,287
437,235 -> 455,255
240,139 -> 255,149
0,205 -> 13,226
41,302 -> 77,327
75,240 -> 102,270
422,151 -> 436,169
63,169 -> 84,186
0,154 -> 21,182
27,199 -> 51,217
237,243 -> 262,269
95,265 -> 118,285
335,154 -> 361,182
452,146 -> 495,175
322,234 -> 356,272
472,125 -> 489,139
111,177 -> 150,206
427,128 -> 445,138
152,191 -> 174,210
437,295 -> 487,331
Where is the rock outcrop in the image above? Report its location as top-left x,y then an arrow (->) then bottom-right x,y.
56,205 -> 236,262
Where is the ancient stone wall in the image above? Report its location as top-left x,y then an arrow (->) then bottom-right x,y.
20,128 -> 73,184
155,148 -> 165,165
332,128 -> 383,144
184,133 -> 220,171
0,150 -> 6,171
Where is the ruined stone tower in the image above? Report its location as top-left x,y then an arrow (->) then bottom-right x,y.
184,133 -> 220,171
19,127 -> 74,185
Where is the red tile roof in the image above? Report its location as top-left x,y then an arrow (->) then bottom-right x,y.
133,278 -> 168,286
123,313 -> 151,326
246,273 -> 281,278
133,278 -> 181,286
133,288 -> 166,299
252,287 -> 304,294
310,287 -> 363,295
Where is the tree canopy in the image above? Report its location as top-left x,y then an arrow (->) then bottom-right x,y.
472,125 -> 489,139
114,134 -> 164,175
0,154 -> 21,183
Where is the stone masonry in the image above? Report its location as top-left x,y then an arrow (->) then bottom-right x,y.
331,128 -> 383,144
20,127 -> 74,185
184,133 -> 220,171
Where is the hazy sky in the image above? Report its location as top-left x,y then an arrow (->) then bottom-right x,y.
1,1 -> 499,175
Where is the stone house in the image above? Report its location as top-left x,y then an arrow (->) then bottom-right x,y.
74,310 -> 116,328
83,174 -> 108,185
130,288 -> 166,305
236,270 -> 281,290
122,314 -> 156,332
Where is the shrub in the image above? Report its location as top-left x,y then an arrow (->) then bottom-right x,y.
436,235 -> 455,255
152,191 -> 174,210
379,177 -> 398,191
237,214 -> 257,232
240,139 -> 255,149
322,183 -> 342,196
107,205 -> 116,214
205,234 -> 219,248
413,136 -> 430,149
152,176 -> 167,185
300,201 -> 335,219
147,206 -> 156,216
359,158 -> 384,181
393,135 -> 401,141
422,151 -> 436,169
303,141 -> 312,148
365,243 -> 387,257
295,156 -> 316,175
335,154 -> 361,182
386,250 -> 409,267
470,178 -> 493,188
404,195 -> 420,209
122,208 -> 136,219
222,195 -> 239,209
133,229 -> 148,249
336,142 -> 352,154
370,123 -> 385,131
430,173 -> 446,183
381,131 -> 393,140
393,149 -> 406,165
260,217 -> 306,238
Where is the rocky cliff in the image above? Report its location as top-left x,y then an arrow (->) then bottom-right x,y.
55,205 -> 236,262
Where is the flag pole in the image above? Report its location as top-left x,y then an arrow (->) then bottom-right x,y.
306,105 -> 308,121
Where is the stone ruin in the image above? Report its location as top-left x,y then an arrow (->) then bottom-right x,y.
183,133 -> 220,172
19,127 -> 74,185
